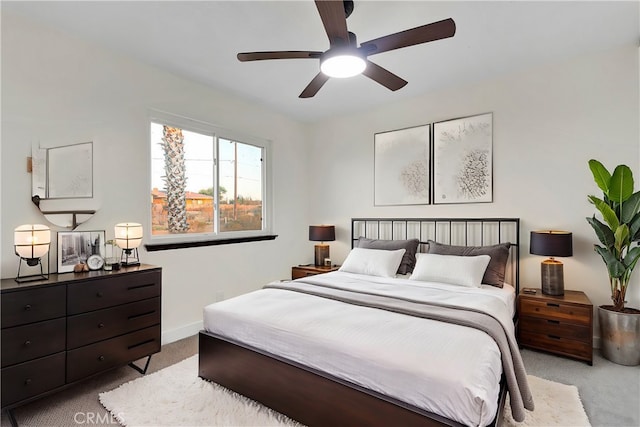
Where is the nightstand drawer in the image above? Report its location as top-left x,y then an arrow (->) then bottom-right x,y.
67,297 -> 161,349
68,270 -> 161,314
519,331 -> 592,362
520,299 -> 591,325
1,318 -> 66,367
518,316 -> 591,342
1,286 -> 66,328
66,325 -> 160,382
1,352 -> 65,407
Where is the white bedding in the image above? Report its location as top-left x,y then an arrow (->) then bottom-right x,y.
203,271 -> 516,427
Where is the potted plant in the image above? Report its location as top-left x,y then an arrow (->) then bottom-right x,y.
586,159 -> 640,365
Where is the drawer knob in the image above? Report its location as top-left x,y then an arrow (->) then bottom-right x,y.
24,378 -> 32,385
24,304 -> 32,311
96,292 -> 104,298
24,340 -> 31,347
98,355 -> 105,362
98,323 -> 105,328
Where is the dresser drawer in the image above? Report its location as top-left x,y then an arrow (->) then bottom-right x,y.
1,318 -> 66,367
67,270 -> 161,314
1,352 -> 65,408
519,330 -> 592,362
519,299 -> 591,325
1,285 -> 66,328
67,297 -> 161,349
518,316 -> 591,342
66,325 -> 160,382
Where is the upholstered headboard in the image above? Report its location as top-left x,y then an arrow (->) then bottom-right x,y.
351,217 -> 520,297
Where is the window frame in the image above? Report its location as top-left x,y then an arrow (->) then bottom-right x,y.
147,110 -> 273,247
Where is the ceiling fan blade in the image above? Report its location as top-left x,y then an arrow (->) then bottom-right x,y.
360,18 -> 456,56
299,73 -> 331,98
362,60 -> 407,91
238,51 -> 322,62
315,0 -> 349,46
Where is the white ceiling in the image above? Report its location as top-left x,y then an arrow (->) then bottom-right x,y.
3,1 -> 639,123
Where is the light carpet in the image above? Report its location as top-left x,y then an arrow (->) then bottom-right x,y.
100,355 -> 590,427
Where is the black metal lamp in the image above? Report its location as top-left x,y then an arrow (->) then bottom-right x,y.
14,224 -> 51,282
309,225 -> 336,267
530,230 -> 573,296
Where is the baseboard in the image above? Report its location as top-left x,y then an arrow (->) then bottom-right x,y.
162,320 -> 203,345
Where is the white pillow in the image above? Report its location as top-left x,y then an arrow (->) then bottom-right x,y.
409,253 -> 491,288
339,247 -> 406,278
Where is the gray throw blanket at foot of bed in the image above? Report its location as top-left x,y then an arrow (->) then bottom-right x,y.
264,281 -> 535,422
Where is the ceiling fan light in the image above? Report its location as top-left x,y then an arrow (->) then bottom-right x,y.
320,54 -> 366,78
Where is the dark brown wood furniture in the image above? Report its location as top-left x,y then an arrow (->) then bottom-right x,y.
518,288 -> 593,365
199,218 -> 520,427
1,264 -> 161,425
291,264 -> 340,279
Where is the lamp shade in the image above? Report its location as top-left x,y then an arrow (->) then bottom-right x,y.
115,223 -> 143,249
309,225 -> 336,242
530,230 -> 573,257
14,224 -> 51,259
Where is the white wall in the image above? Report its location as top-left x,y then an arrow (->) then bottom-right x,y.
1,12 -> 310,343
307,46 -> 640,341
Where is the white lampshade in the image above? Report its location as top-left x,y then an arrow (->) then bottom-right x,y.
320,51 -> 366,78
14,224 -> 51,259
114,223 -> 143,249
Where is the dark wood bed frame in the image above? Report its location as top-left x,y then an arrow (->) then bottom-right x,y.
199,217 -> 520,427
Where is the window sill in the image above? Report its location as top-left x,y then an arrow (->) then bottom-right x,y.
144,234 -> 277,251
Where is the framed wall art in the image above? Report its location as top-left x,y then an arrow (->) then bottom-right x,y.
433,113 -> 493,204
374,124 -> 430,206
57,230 -> 105,273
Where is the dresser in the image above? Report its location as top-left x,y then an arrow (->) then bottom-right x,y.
518,288 -> 593,365
1,264 -> 162,414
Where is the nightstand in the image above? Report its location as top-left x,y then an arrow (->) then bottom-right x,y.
518,289 -> 593,365
292,265 -> 340,280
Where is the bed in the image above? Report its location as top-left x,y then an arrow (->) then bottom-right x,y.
198,218 -> 533,426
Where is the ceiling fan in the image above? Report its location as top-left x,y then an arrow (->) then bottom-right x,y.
237,0 -> 456,98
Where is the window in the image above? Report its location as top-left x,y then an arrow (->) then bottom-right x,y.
149,113 -> 271,245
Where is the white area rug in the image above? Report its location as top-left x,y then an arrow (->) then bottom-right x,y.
100,355 -> 590,427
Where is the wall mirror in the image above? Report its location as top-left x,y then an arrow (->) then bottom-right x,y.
31,141 -> 96,229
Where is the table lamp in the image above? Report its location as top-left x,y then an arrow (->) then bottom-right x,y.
309,225 -> 335,267
115,222 -> 143,266
14,224 -> 51,282
530,230 -> 573,295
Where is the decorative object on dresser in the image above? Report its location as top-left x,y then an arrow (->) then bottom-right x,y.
0,265 -> 162,427
518,289 -> 593,365
586,159 -> 640,366
114,223 -> 143,266
57,230 -> 105,273
529,230 -> 573,296
14,224 -> 51,283
374,124 -> 430,206
433,112 -> 493,204
292,264 -> 340,280
308,225 -> 335,266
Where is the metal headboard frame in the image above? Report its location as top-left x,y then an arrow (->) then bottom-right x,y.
351,217 -> 520,298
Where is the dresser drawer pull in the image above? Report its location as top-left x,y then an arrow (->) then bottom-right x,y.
128,310 -> 156,320
546,303 -> 560,307
548,335 -> 561,340
547,319 -> 560,324
98,323 -> 105,328
96,292 -> 104,298
127,283 -> 155,291
24,340 -> 32,347
24,304 -> 32,311
128,338 -> 155,350
24,378 -> 32,385
98,355 -> 105,362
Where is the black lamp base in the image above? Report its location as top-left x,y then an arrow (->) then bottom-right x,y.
541,259 -> 564,296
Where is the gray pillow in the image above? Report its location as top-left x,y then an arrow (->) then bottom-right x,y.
357,237 -> 420,275
426,240 -> 511,288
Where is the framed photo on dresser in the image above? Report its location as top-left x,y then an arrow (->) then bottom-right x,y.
57,230 -> 105,273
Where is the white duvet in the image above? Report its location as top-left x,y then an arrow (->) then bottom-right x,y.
203,271 -> 516,427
